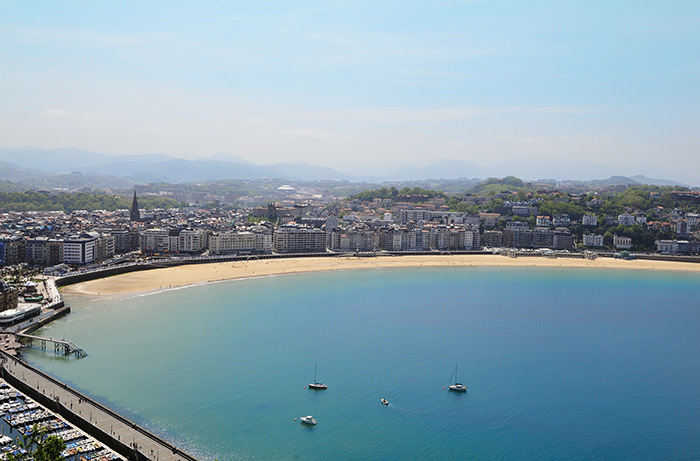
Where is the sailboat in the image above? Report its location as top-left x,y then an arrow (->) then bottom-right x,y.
448,365 -> 467,392
308,362 -> 328,390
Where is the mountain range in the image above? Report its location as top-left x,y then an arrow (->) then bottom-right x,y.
0,146 -> 691,189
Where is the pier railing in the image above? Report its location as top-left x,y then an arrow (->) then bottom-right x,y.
11,332 -> 88,358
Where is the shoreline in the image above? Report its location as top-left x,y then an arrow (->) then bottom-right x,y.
61,254 -> 700,296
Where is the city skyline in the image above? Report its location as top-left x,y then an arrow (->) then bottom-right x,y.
1,1 -> 699,183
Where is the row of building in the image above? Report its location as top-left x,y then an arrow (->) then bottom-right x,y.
3,203 -> 700,267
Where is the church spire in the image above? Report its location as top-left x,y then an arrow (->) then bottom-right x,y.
130,188 -> 140,222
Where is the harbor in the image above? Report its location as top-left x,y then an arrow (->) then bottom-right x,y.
0,378 -> 124,460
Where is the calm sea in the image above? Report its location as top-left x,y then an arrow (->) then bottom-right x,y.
23,267 -> 700,460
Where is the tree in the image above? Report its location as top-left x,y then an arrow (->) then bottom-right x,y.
34,436 -> 66,461
6,425 -> 66,461
603,230 -> 614,248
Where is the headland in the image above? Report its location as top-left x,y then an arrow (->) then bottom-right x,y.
61,254 -> 700,296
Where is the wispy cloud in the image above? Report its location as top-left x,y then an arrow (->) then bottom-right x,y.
39,108 -> 121,120
277,128 -> 336,139
320,105 -> 596,124
1,26 -> 179,47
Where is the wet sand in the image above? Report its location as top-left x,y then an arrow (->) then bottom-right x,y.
60,254 -> 700,296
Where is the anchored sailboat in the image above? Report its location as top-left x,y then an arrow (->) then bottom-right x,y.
448,365 -> 467,392
308,362 -> 328,390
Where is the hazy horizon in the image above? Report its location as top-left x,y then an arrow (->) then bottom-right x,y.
1,2 -> 698,183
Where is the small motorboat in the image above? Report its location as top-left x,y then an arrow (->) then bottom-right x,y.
300,415 -> 317,425
381,398 -> 389,406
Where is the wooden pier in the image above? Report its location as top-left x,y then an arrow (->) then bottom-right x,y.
12,332 -> 88,358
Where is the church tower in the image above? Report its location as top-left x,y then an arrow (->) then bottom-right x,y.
130,188 -> 140,222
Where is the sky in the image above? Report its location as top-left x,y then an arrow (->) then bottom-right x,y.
1,1 -> 699,182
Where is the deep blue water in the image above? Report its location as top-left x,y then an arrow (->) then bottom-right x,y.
23,267 -> 700,460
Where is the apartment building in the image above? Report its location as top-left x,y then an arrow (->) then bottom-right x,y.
179,229 -> 208,253
209,229 -> 272,254
63,234 -> 97,264
582,214 -> 598,226
273,224 -> 326,253
618,213 -> 636,226
140,228 -> 172,254
582,234 -> 604,247
536,216 -> 551,227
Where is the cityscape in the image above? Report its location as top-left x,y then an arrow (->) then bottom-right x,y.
2,1 -> 700,460
1,180 -> 699,278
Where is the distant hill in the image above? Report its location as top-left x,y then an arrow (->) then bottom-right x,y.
0,178 -> 28,193
565,175 -> 689,188
0,147 -> 169,174
628,175 -> 688,187
0,147 -> 353,182
0,146 -> 693,187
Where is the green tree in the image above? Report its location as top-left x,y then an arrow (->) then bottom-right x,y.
6,424 -> 66,461
34,436 -> 66,461
603,230 -> 614,248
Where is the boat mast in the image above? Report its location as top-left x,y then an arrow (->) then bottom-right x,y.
314,361 -> 318,383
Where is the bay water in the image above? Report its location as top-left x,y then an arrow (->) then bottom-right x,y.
23,267 -> 700,460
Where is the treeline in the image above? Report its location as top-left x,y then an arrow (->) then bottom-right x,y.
0,191 -> 178,212
351,186 -> 447,202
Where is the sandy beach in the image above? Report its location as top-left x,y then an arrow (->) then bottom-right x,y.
60,254 -> 700,296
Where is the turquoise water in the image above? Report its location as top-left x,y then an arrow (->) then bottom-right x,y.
23,267 -> 700,460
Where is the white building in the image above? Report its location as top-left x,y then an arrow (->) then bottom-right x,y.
464,229 -> 480,249
465,215 -> 480,229
582,214 -> 598,226
63,235 -> 96,264
348,228 -> 378,252
552,214 -> 570,227
618,213 -> 636,226
676,220 -> 690,236
582,234 -> 604,247
140,228 -> 171,253
209,230 -> 272,254
479,213 -> 499,228
613,235 -> 632,249
512,205 -> 537,217
178,229 -> 208,253
536,216 -> 551,227
274,224 -> 327,253
656,240 -> 679,254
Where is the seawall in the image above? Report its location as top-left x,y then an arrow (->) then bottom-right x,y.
0,352 -> 198,461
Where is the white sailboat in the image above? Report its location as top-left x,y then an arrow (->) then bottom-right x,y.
448,365 -> 467,392
308,362 -> 328,390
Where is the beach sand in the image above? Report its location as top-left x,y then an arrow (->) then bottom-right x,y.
60,254 -> 700,296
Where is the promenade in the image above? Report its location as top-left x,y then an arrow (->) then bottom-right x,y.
0,354 -> 198,461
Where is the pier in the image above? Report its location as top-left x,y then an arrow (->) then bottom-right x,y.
0,352 -> 198,461
11,332 -> 88,358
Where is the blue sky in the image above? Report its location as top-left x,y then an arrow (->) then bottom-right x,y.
1,1 -> 699,182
